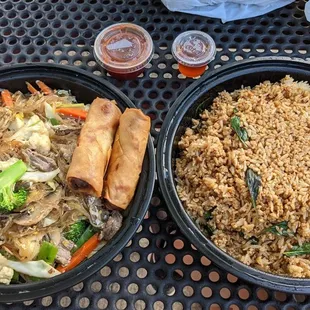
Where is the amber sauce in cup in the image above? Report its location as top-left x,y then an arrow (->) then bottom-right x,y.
172,31 -> 216,78
94,23 -> 154,80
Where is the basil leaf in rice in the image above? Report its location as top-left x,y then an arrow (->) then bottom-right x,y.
264,221 -> 294,237
284,243 -> 310,257
245,168 -> 261,208
204,207 -> 216,221
230,115 -> 249,147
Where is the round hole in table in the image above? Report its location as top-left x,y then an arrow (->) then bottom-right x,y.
91,281 -> 102,293
137,268 -> 148,279
293,294 -> 306,303
130,252 -> 141,263
173,239 -> 184,250
116,299 -> 127,310
165,253 -> 176,264
97,298 -> 109,310
118,267 -> 129,278
191,303 -> 202,310
238,287 -> 250,300
190,270 -> 202,282
220,287 -> 231,299
60,296 -> 71,308
201,286 -> 213,298
156,238 -> 167,249
227,273 -> 238,283
149,223 -> 160,234
183,285 -> 194,297
209,271 -> 220,282
139,237 -> 150,248
172,302 -> 183,310
257,288 -> 269,301
274,291 -> 287,302
41,296 -> 53,307
100,266 -> 111,277
172,269 -> 184,281
157,209 -> 168,220
128,283 -> 139,294
113,253 -> 123,262
209,303 -> 221,310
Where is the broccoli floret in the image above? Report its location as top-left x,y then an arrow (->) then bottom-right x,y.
64,220 -> 88,243
0,187 -> 27,212
0,160 -> 28,213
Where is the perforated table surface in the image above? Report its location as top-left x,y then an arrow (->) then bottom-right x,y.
0,0 -> 310,309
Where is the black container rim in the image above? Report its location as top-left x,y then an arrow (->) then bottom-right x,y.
157,56 -> 310,294
0,63 -> 156,302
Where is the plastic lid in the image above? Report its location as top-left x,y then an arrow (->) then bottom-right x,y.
94,23 -> 154,74
172,31 -> 216,67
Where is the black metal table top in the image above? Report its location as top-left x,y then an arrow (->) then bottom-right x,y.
0,0 -> 310,309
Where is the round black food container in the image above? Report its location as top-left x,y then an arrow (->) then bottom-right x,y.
157,57 -> 310,294
0,64 -> 155,302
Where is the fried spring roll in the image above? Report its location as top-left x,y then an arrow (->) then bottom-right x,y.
67,98 -> 121,197
103,108 -> 150,210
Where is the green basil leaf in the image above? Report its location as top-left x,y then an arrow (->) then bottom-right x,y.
204,211 -> 213,221
245,168 -> 261,208
204,224 -> 214,236
239,231 -> 245,238
249,236 -> 259,245
264,221 -> 293,237
204,207 -> 216,221
239,127 -> 248,142
195,103 -> 205,117
284,243 -> 310,257
230,116 -> 248,146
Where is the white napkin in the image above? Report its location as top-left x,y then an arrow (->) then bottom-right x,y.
305,0 -> 310,22
161,0 -> 295,23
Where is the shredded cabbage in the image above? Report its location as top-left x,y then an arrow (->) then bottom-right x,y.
21,168 -> 60,183
9,115 -> 51,154
0,158 -> 19,171
0,254 -> 60,278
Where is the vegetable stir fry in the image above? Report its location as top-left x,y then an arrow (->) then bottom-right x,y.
0,81 -> 123,284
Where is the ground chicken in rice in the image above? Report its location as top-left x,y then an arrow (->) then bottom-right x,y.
176,76 -> 310,277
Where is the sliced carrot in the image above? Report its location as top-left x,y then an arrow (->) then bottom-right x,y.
36,80 -> 53,95
1,89 -> 13,107
26,82 -> 39,94
57,233 -> 99,273
56,108 -> 88,120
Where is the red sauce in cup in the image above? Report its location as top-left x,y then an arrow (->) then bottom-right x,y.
94,23 -> 154,80
172,31 -> 216,78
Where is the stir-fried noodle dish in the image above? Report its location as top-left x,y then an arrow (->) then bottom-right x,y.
0,81 -> 150,284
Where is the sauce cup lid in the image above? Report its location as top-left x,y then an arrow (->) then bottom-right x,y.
172,31 -> 216,67
94,23 -> 154,74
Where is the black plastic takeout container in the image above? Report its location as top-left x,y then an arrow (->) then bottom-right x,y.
0,64 -> 155,302
157,57 -> 310,294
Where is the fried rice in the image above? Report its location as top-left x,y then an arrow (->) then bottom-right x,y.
176,76 -> 310,277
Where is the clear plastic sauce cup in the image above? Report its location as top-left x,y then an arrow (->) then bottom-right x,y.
172,31 -> 216,78
94,23 -> 154,80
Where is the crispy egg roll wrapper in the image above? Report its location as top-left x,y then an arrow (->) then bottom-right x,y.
104,108 -> 150,210
67,98 -> 121,197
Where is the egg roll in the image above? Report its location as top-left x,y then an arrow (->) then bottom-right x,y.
67,98 -> 121,197
103,108 -> 150,210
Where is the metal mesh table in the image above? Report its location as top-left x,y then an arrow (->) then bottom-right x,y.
0,0 -> 310,309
